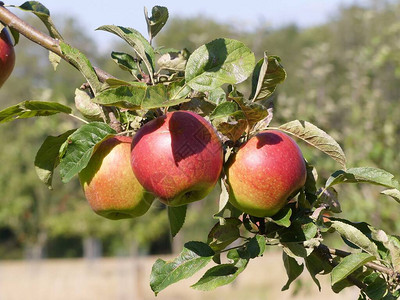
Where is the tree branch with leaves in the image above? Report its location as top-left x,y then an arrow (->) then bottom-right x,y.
1,2 -> 400,299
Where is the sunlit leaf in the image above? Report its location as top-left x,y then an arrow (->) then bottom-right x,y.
150,241 -> 214,295
185,38 -> 255,92
59,122 -> 116,183
157,49 -> 188,71
74,88 -> 102,120
17,1 -> 63,39
93,84 -> 190,110
0,100 -> 71,123
326,168 -> 400,190
59,41 -> 102,93
144,6 -> 169,41
250,52 -> 286,101
96,25 -> 155,80
331,253 -> 375,286
279,120 -> 346,169
381,189 -> 400,204
330,220 -> 379,257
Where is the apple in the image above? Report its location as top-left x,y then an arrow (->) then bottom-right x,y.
227,130 -> 306,217
0,27 -> 15,88
79,136 -> 154,220
130,110 -> 223,206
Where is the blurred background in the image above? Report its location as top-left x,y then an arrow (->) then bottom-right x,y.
0,0 -> 399,299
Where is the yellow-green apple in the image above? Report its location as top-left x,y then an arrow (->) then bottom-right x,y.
79,136 -> 154,220
227,130 -> 306,217
130,110 -> 223,206
0,27 -> 15,88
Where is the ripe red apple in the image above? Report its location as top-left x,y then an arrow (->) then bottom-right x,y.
0,27 -> 15,88
79,136 -> 154,220
130,110 -> 223,206
227,130 -> 306,217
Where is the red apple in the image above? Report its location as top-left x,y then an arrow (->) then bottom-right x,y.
227,130 -> 306,217
130,110 -> 223,206
79,136 -> 154,220
0,27 -> 15,88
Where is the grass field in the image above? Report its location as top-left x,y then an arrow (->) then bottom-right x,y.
0,252 -> 358,300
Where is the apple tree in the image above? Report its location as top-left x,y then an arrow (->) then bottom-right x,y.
1,2 -> 400,299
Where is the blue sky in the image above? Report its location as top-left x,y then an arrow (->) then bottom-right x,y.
8,0 -> 369,50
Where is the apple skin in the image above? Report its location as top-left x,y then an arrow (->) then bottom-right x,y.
227,130 -> 307,217
79,136 -> 154,220
130,110 -> 223,206
0,27 -> 15,88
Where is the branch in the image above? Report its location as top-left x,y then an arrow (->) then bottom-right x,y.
0,4 -> 123,132
0,5 -> 112,82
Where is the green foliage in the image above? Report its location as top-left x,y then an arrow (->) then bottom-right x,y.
168,205 -> 187,238
1,2 -> 400,299
150,241 -> 215,295
0,100 -> 71,122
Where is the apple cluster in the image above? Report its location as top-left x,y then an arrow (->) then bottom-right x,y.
79,110 -> 307,220
0,27 -> 15,88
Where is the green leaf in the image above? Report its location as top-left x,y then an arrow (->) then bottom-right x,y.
74,88 -> 102,120
381,189 -> 400,204
192,247 -> 250,290
281,252 -> 304,291
207,87 -> 226,105
34,130 -> 76,189
93,83 -> 146,109
150,241 -> 214,295
331,253 -> 375,286
93,84 -> 190,110
250,52 -> 287,101
59,122 -> 116,183
185,38 -> 255,92
0,100 -> 72,123
144,6 -> 169,41
267,206 -> 292,228
383,236 -> 400,273
213,179 -> 232,221
207,218 -> 241,251
168,205 -> 187,238
363,273 -> 388,300
17,1 -> 63,40
247,235 -> 266,258
326,168 -> 400,189
111,51 -> 140,75
330,220 -> 379,257
7,26 -> 19,46
279,120 -> 347,169
157,49 -> 188,71
96,25 -> 155,80
230,93 -> 269,129
280,218 -> 318,243
305,251 -> 333,291
210,101 -> 242,120
167,79 -> 191,100
191,264 -> 239,291
59,41 -> 102,93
